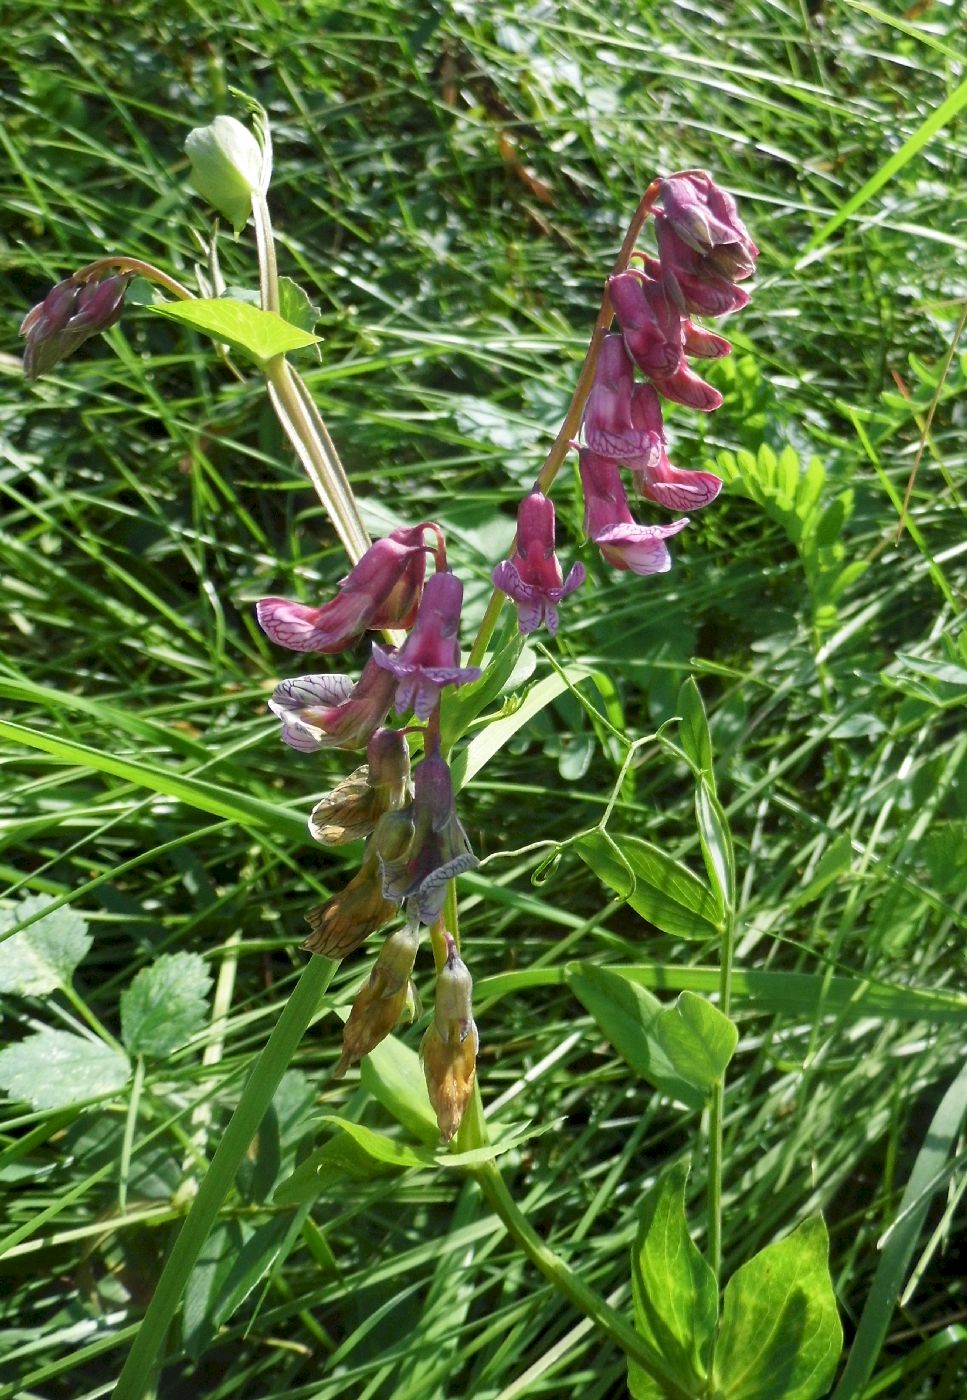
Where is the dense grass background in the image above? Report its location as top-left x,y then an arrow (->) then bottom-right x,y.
1,1 -> 965,1396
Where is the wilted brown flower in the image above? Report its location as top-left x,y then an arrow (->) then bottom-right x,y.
421,933 -> 478,1144
309,729 -> 411,845
303,810 -> 413,958
334,924 -> 421,1077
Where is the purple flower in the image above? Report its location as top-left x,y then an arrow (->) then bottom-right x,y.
630,446 -> 723,513
257,523 -> 441,655
658,170 -> 758,281
607,270 -> 683,380
379,746 -> 478,925
492,489 -> 585,635
648,360 -> 723,413
268,654 -> 399,751
21,274 -> 130,380
580,449 -> 688,576
583,334 -> 658,466
371,571 -> 480,721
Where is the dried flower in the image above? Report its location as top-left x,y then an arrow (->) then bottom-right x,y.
421,933 -> 478,1144
257,524 -> 439,654
334,924 -> 421,1077
303,810 -> 413,958
309,728 -> 411,844
379,744 -> 478,925
492,489 -> 585,635
580,449 -> 688,575
371,571 -> 481,721
268,655 -> 399,751
21,274 -> 130,380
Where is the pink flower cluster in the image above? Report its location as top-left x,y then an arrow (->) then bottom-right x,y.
493,170 -> 758,628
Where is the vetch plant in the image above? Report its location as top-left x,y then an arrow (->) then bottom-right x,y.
16,104 -> 848,1400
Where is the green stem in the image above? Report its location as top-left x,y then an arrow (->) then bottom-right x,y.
118,1056 -> 145,1213
471,1154 -> 692,1397
72,256 -> 195,302
112,955 -> 335,1400
252,192 -> 280,315
468,181 -> 660,666
708,904 -> 736,1286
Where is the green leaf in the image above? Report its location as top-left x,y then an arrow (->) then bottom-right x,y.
696,778 -> 735,913
277,276 -> 321,335
319,1115 -> 431,1170
360,1033 -> 440,1144
273,1132 -> 397,1205
210,1214 -> 296,1328
629,1162 -> 717,1398
677,678 -> 714,785
566,964 -> 704,1109
440,625 -> 527,752
120,953 -> 212,1059
655,992 -> 737,1091
0,1030 -> 130,1109
713,1216 -> 842,1400
150,298 -> 320,365
576,830 -> 723,940
0,895 -> 92,995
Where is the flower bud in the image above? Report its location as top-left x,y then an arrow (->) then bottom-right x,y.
421,934 -> 478,1144
492,489 -> 584,636
185,115 -> 265,234
334,924 -> 421,1077
21,274 -> 130,380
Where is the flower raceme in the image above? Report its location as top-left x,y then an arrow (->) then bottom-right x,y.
492,489 -> 585,636
21,273 -> 131,380
371,570 -> 480,722
257,523 -> 444,655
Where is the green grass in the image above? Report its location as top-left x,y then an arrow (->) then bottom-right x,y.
1,1 -> 966,1397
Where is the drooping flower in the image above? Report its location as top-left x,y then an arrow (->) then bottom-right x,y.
658,170 -> 758,282
492,489 -> 585,636
309,728 -> 411,844
334,923 -> 421,1078
607,270 -> 683,380
21,274 -> 130,380
630,448 -> 723,514
653,170 -> 758,320
379,744 -> 478,926
371,570 -> 480,722
580,449 -> 688,575
421,933 -> 478,1144
582,333 -> 658,467
184,115 -> 265,235
302,810 -> 413,958
257,523 -> 442,654
267,654 -> 399,751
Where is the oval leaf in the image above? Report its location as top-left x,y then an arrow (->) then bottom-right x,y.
656,991 -> 738,1091
0,895 -> 92,996
150,298 -> 320,365
576,830 -> 723,940
713,1215 -> 842,1400
566,963 -> 704,1109
0,1029 -> 130,1109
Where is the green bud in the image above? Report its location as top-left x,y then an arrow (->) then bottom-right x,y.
184,115 -> 264,234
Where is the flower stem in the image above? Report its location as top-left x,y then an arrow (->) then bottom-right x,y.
72,256 -> 195,302
708,903 -> 736,1285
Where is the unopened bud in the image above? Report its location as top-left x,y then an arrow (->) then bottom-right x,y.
421,934 -> 478,1144
185,115 -> 265,234
21,274 -> 130,380
334,925 -> 421,1077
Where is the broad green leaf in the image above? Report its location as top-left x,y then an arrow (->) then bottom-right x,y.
629,1162 -> 717,1398
0,1030 -> 130,1109
150,298 -> 320,365
120,952 -> 212,1058
713,1216 -> 842,1400
273,1133 -> 396,1205
453,664 -> 593,789
696,778 -> 735,913
656,992 -> 737,1091
576,830 -> 723,940
319,1115 -> 430,1170
677,678 -> 713,785
360,1033 -> 439,1144
0,895 -> 92,994
566,964 -> 704,1109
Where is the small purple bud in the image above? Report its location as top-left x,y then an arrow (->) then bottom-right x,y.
658,171 -> 758,281
21,273 -> 130,380
379,746 -> 478,925
608,270 -> 683,379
